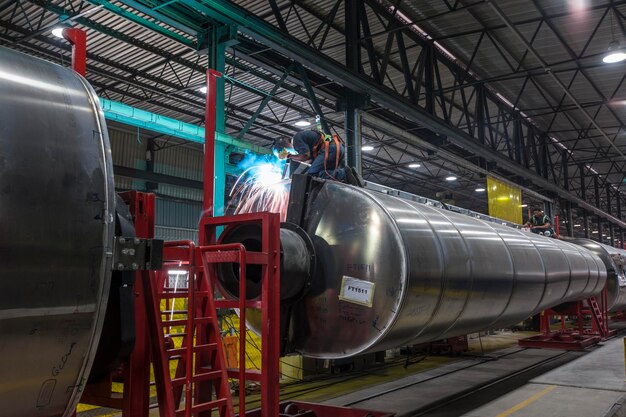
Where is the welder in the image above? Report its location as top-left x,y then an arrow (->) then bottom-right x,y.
274,120 -> 361,186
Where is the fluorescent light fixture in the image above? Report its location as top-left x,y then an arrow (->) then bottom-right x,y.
574,224 -> 581,228
294,119 -> 311,127
445,175 -> 457,181
475,187 -> 486,192
520,204 -> 528,207
198,85 -> 207,94
603,41 -> 626,63
362,145 -> 374,151
592,231 -> 599,234
51,27 -> 65,38
168,269 -> 188,275
408,163 -> 421,168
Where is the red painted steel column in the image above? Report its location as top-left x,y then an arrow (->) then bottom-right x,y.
202,69 -> 222,232
554,215 -> 560,238
261,213 -> 281,417
62,28 -> 87,77
121,191 -> 154,417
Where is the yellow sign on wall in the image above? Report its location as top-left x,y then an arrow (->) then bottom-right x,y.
487,176 -> 522,224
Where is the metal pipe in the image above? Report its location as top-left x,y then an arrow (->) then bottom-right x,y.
570,239 -> 626,311
225,180 -> 606,358
0,47 -> 115,417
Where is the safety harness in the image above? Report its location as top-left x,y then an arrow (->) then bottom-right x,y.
311,130 -> 341,181
311,131 -> 342,179
530,214 -> 550,226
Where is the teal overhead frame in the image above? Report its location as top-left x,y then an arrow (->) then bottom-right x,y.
100,98 -> 268,155
83,0 -> 196,47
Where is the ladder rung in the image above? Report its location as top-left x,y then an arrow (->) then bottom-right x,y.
194,316 -> 213,324
193,370 -> 223,383
162,287 -> 189,291
165,333 -> 187,338
216,300 -> 262,309
166,343 -> 216,358
167,347 -> 187,357
159,292 -> 189,299
162,319 -> 188,327
160,310 -> 188,315
226,369 -> 262,381
171,376 -> 186,387
195,343 -> 218,353
191,398 -> 228,414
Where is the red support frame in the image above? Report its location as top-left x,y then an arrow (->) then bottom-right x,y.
62,28 -> 87,77
80,191 -> 155,417
518,288 -> 615,350
198,212 -> 281,417
203,69 -> 221,218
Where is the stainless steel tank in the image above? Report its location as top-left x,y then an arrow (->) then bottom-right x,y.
570,239 -> 626,311
221,180 -> 606,358
0,47 -> 115,417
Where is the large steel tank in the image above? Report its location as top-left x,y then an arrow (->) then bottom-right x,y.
220,180 -> 606,358
0,47 -> 115,417
570,239 -> 626,311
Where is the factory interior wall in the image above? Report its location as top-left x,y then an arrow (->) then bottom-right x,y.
109,125 -> 205,242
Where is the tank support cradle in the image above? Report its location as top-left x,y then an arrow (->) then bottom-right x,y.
518,290 -> 616,350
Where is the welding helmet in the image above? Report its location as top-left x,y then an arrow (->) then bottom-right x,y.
272,137 -> 293,159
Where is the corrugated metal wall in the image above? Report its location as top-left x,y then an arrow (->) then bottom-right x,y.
109,124 -> 203,242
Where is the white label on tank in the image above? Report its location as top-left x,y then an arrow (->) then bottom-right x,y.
339,276 -> 375,307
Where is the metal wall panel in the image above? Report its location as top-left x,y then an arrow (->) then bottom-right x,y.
155,226 -> 198,243
108,126 -> 146,168
154,146 -> 203,181
156,198 -> 202,229
158,183 -> 203,201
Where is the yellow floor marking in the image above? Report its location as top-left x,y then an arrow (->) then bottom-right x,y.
495,385 -> 557,417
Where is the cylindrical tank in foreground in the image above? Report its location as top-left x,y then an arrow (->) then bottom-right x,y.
220,181 -> 606,358
570,239 -> 626,311
0,48 -> 114,417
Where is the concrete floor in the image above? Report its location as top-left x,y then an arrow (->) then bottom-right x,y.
326,347 -> 581,417
462,337 -> 626,417
327,336 -> 626,417
79,332 -> 626,417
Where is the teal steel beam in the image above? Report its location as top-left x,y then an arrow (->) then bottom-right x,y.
100,98 -> 268,154
83,0 -> 196,47
116,0 -> 201,35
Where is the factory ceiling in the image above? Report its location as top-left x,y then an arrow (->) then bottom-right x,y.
1,0 -> 625,225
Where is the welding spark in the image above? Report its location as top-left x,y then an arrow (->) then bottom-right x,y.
228,156 -> 291,221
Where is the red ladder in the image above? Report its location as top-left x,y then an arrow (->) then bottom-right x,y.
588,295 -> 608,338
145,240 -> 235,417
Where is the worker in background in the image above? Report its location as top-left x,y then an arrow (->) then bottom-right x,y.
524,207 -> 555,237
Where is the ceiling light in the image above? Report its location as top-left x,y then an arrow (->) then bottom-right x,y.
198,86 -> 207,94
520,204 -> 528,207
603,41 -> 626,63
445,175 -> 457,181
408,163 -> 421,168
574,224 -> 581,228
475,187 -> 486,192
51,27 -> 66,38
592,231 -> 599,234
604,11 -> 626,64
362,145 -> 374,151
294,119 -> 311,127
